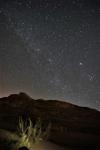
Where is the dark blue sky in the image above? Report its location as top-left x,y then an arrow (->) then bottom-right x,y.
0,0 -> 100,110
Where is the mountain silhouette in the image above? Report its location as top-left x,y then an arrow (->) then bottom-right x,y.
0,92 -> 100,149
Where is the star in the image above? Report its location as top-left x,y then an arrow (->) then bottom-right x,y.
79,62 -> 84,66
48,58 -> 53,64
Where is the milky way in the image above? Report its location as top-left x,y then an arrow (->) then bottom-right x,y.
0,0 -> 100,110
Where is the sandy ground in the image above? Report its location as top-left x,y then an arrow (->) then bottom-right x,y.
31,141 -> 70,150
0,129 -> 71,150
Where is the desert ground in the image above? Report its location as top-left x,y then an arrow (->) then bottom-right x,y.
30,142 -> 68,150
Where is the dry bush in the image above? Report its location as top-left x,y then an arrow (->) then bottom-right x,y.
15,117 -> 51,149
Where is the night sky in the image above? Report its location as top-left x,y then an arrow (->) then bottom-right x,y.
0,0 -> 100,110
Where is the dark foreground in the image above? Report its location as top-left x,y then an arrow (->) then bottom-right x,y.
0,92 -> 100,149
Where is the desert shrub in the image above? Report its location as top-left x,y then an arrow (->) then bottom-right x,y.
15,117 -> 51,149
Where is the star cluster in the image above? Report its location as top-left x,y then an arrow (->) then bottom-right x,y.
0,0 -> 100,110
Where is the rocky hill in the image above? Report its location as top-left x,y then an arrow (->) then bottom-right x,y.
0,92 -> 100,149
